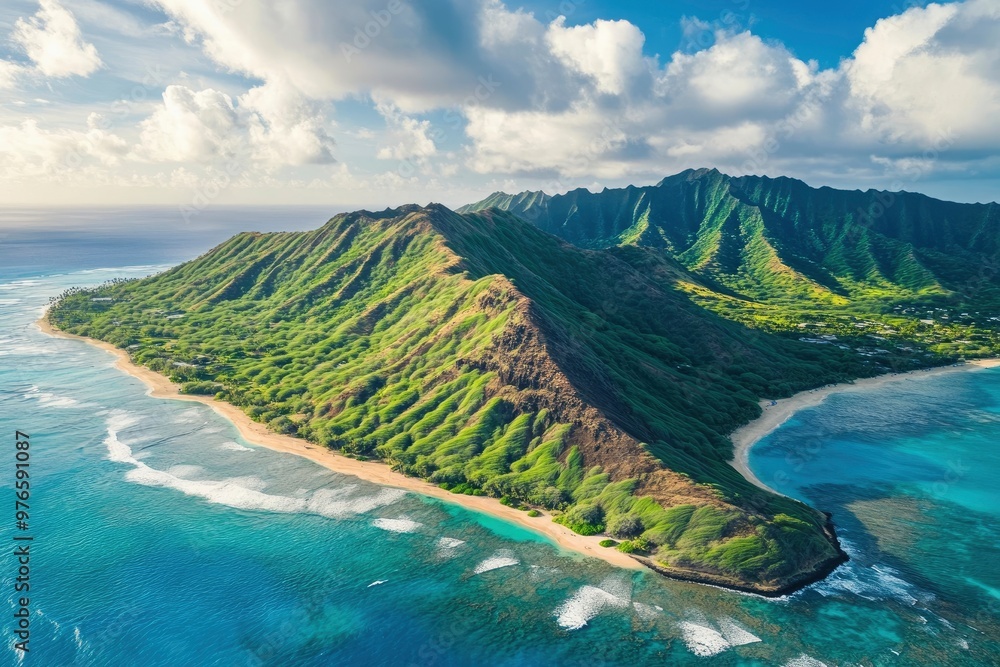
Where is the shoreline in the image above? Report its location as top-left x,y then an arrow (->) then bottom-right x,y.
39,312 -> 1000,594
36,316 -> 645,572
728,359 -> 1000,494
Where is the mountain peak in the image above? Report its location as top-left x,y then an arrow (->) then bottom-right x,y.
52,191 -> 868,594
455,189 -> 551,215
459,170 -> 1000,309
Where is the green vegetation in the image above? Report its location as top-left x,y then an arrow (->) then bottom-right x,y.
50,185 -> 992,593
180,380 -> 224,396
526,509 -> 541,517
608,513 -> 644,538
599,539 -> 618,548
462,168 -> 1000,360
616,536 -> 651,554
554,503 -> 605,536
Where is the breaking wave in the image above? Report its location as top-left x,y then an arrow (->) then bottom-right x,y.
372,518 -> 422,533
554,575 -> 632,630
716,616 -> 761,646
473,550 -> 519,575
104,412 -> 404,518
811,541 -> 921,604
24,385 -> 83,408
677,621 -> 730,657
219,441 -> 254,452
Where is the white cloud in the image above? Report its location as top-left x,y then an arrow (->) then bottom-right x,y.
137,86 -> 241,163
12,0 -> 102,78
148,0 -> 496,110
465,1 -> 1000,188
0,61 -> 23,90
479,0 -> 541,49
2,0 -> 999,204
464,27 -> 817,181
464,104 -> 631,178
240,81 -> 337,166
0,114 -> 127,180
844,0 -> 1000,148
136,83 -> 336,167
659,31 -> 812,124
375,103 -> 436,161
546,17 -> 649,96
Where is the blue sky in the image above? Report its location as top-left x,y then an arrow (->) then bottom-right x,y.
520,0 -> 924,67
0,0 -> 996,209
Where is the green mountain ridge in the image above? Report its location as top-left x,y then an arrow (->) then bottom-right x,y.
49,172 -> 999,594
49,202 -> 873,594
461,168 -> 1000,319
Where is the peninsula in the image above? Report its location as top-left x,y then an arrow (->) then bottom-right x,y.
46,171 -> 1000,594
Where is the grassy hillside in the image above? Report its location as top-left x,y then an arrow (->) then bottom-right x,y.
463,169 -> 1000,359
49,204 -> 875,593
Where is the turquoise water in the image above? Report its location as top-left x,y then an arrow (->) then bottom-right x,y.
1,264 -> 999,665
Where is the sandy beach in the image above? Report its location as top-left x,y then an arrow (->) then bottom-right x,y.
729,358 -> 1000,493
36,316 -> 644,572
37,313 -> 1000,574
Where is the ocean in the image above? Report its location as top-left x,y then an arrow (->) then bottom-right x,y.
1,209 -> 998,666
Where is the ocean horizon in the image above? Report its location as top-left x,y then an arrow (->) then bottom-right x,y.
4,0 -> 999,661
1,214 -> 999,665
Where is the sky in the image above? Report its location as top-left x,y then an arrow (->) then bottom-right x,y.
0,0 -> 997,210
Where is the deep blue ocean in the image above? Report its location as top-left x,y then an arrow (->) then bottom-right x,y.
1,208 -> 998,666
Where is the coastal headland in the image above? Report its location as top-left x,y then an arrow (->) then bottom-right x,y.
41,311 -> 999,593
37,315 -> 646,572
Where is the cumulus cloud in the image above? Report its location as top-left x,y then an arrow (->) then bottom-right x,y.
12,0 -> 102,78
240,81 -> 337,166
844,0 -> 1000,149
546,18 -> 649,96
374,103 -> 437,161
464,27 -> 820,181
149,0 -> 499,110
132,0 -> 836,183
137,86 -> 241,163
0,113 -> 128,180
3,0 -> 999,202
136,83 -> 336,167
465,0 -> 1000,186
659,32 -> 813,124
464,105 -> 632,178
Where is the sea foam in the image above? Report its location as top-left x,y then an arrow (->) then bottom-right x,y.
125,467 -> 307,513
434,537 -> 465,559
0,338 -> 55,357
173,408 -> 204,424
554,586 -> 628,630
784,656 -> 828,667
716,617 -> 761,646
554,575 -> 631,630
677,621 -> 731,657
219,441 -> 254,452
473,550 -> 519,574
24,385 -> 82,408
631,601 -> 660,622
104,413 -> 404,518
811,542 -> 919,604
104,411 -> 142,463
0,280 -> 40,290
165,464 -> 205,478
372,518 -> 422,533
311,487 -> 407,518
